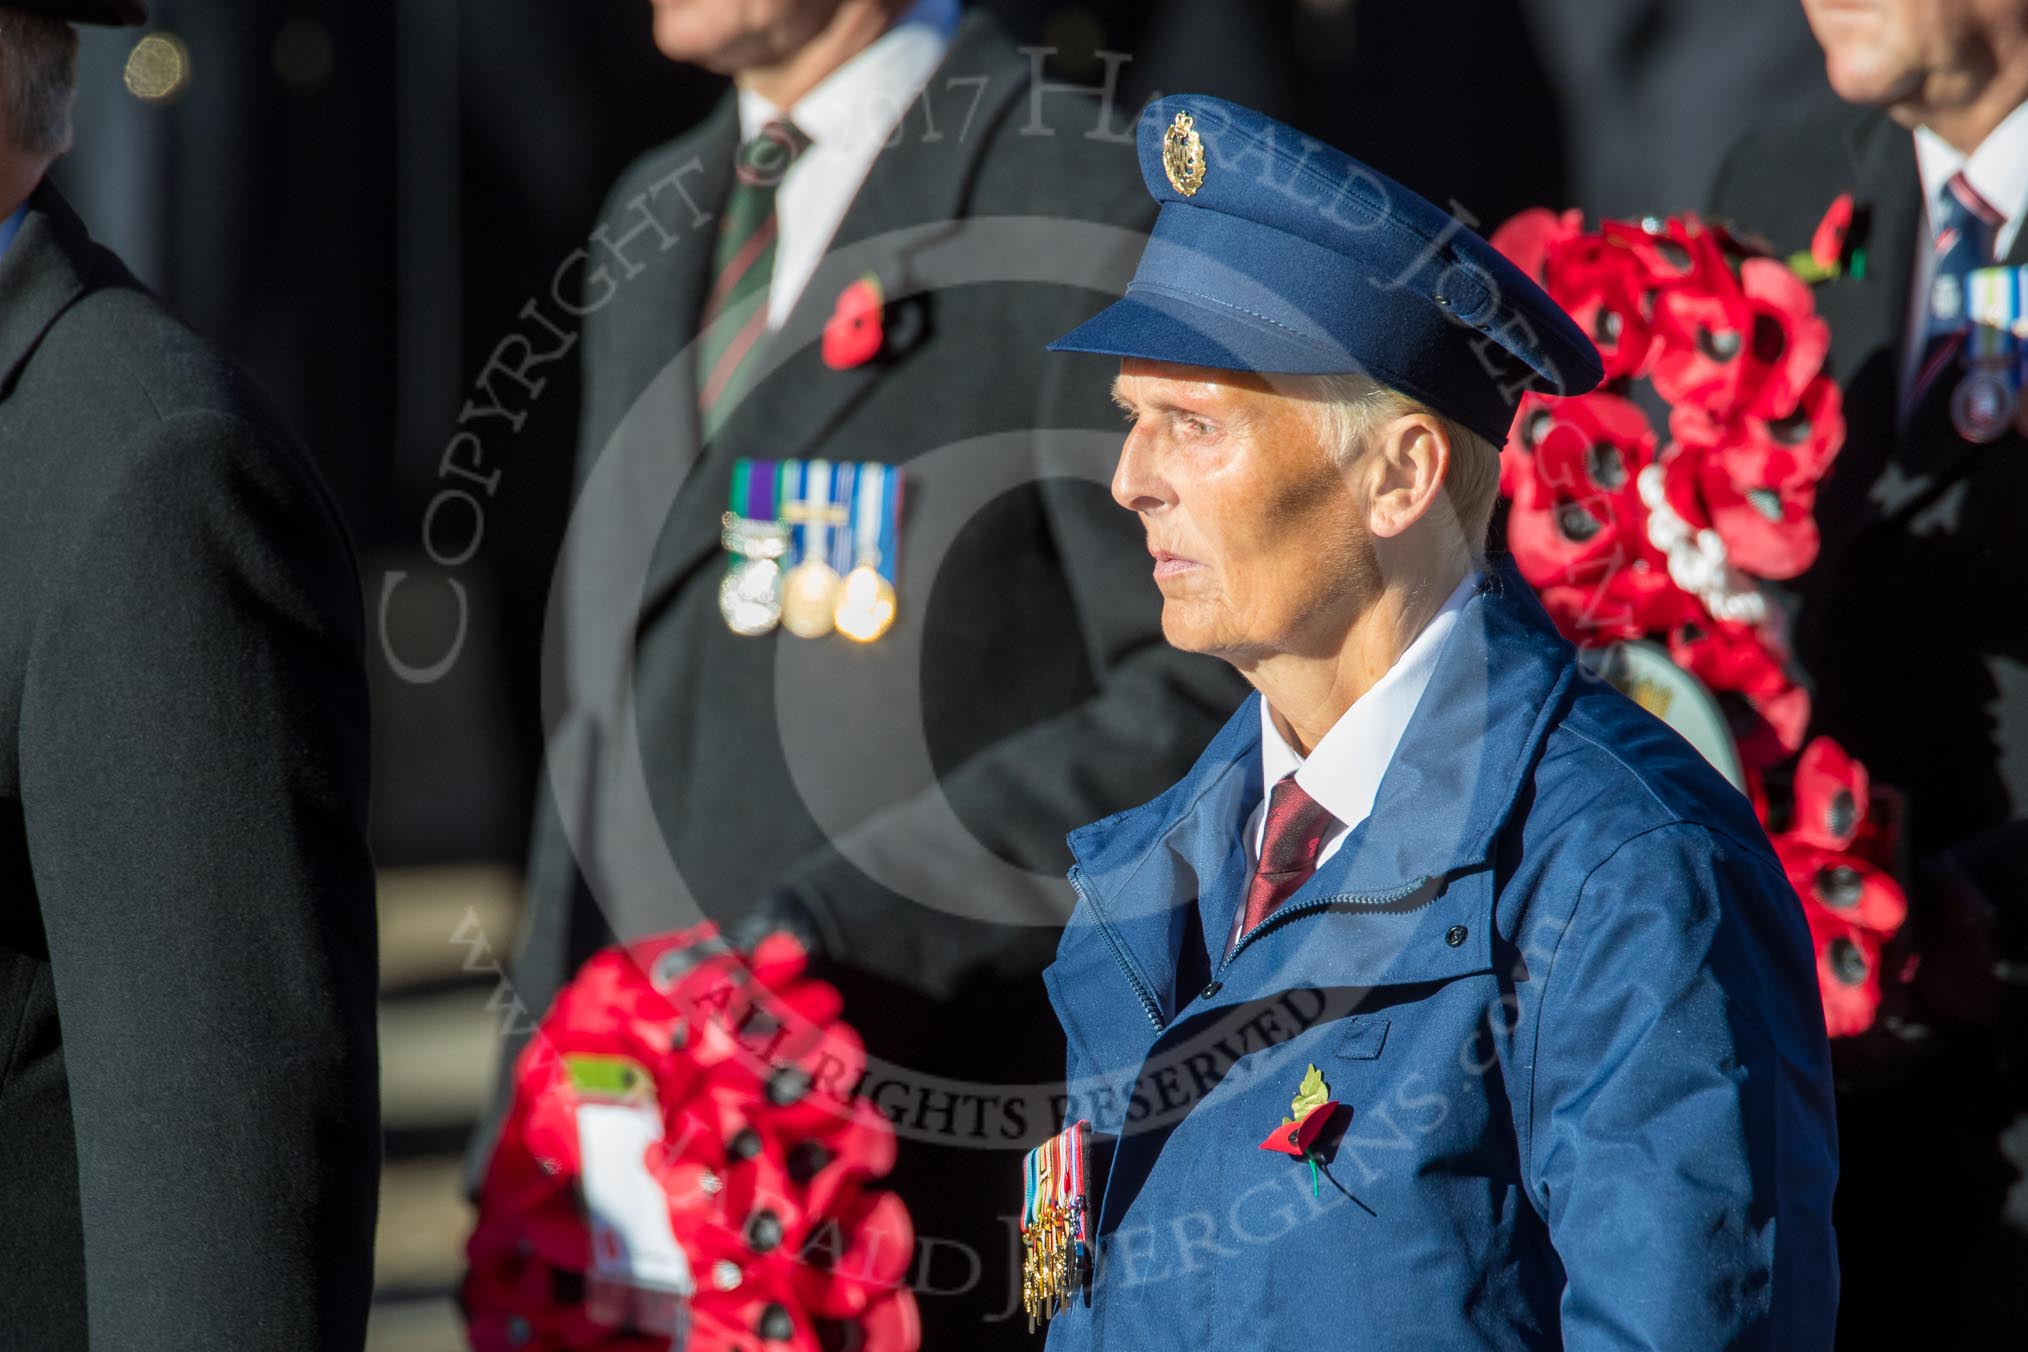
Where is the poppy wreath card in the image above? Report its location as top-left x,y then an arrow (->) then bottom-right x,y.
1492,206 -> 1905,1037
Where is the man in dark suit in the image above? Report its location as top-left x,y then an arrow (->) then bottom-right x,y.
480,0 -> 1245,1344
0,4 -> 380,1347
1711,0 -> 2028,1343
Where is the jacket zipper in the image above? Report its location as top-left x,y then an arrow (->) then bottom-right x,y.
1070,867 -> 1166,1033
1221,876 -> 1432,969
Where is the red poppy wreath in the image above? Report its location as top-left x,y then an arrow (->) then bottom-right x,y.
465,924 -> 920,1352
1492,204 -> 1906,1037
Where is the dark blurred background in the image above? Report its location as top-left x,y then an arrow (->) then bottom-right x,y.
48,2 -> 1860,1345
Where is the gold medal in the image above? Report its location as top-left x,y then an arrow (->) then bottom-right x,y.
833,562 -> 897,643
780,560 -> 841,638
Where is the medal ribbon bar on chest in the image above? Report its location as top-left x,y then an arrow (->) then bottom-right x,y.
719,457 -> 905,639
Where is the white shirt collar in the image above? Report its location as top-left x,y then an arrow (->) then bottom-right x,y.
1258,570 -> 1482,836
1914,98 -> 2028,257
731,0 -> 955,328
735,0 -> 957,148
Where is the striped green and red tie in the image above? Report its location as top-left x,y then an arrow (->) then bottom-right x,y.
698,118 -> 813,440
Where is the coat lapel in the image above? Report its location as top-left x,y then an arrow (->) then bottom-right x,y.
632,13 -> 1033,628
0,183 -> 96,401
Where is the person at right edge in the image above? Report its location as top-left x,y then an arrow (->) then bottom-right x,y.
1712,2 -> 2028,1343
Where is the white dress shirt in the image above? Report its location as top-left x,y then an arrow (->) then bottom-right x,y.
1228,571 -> 1482,953
736,0 -> 957,331
1900,100 -> 2028,402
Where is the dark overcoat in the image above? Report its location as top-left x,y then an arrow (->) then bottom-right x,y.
0,183 -> 379,1348
1711,94 -> 2028,1349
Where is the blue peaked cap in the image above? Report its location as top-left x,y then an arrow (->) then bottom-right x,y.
1049,95 -> 1603,442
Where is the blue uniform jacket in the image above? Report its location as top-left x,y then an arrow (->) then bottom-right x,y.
1041,571 -> 1838,1349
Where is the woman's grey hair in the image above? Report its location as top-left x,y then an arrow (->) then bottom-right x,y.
1291,371 -> 1503,549
0,12 -> 79,159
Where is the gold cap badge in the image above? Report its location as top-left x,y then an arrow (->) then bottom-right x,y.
1162,111 -> 1206,197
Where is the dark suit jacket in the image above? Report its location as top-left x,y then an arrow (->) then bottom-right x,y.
1713,94 -> 2027,902
488,13 -> 1248,1346
1712,95 -> 2028,1349
0,183 -> 379,1349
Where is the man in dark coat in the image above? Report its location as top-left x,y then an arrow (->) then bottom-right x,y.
479,0 -> 1245,1344
0,4 -> 380,1347
1710,0 -> 2028,1343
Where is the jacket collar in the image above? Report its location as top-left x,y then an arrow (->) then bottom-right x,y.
1062,567 -> 1576,1019
0,181 -> 97,400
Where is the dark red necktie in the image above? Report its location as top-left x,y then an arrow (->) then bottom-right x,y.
1240,773 -> 1338,935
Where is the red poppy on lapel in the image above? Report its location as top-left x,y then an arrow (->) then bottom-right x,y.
822,273 -> 886,370
1811,193 -> 1854,274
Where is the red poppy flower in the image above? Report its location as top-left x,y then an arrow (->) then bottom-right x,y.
1536,558 -> 1700,644
1788,735 -> 1869,851
1776,835 -> 1909,936
1501,394 -> 1703,642
1687,440 -> 1822,579
1737,681 -> 1813,770
1544,233 -> 1656,381
1812,193 -> 1854,274
1651,256 -> 1830,422
1671,373 -> 1845,495
466,924 -> 919,1352
1490,206 -> 1583,285
1601,214 -> 1734,295
822,274 -> 885,370
1804,904 -> 1886,1038
1667,617 -> 1809,769
1668,617 -> 1790,699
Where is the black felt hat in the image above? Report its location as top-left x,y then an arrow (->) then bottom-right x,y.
3,1 -> 147,25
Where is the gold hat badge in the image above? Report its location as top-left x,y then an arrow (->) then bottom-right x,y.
1162,111 -> 1206,196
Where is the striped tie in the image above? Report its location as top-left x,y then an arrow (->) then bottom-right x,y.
1908,170 -> 2003,412
1239,773 -> 1338,937
698,118 -> 812,439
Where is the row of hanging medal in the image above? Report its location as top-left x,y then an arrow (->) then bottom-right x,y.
1951,264 -> 2028,443
720,458 -> 903,642
1020,1119 -> 1091,1330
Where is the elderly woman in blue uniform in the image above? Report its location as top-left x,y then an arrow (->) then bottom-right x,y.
1023,96 -> 1839,1348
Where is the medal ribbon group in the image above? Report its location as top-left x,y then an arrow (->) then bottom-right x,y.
720,458 -> 903,641
1020,1120 -> 1091,1330
1959,264 -> 2028,442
